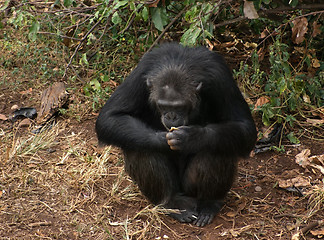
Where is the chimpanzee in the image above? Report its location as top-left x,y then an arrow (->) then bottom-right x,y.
96,43 -> 257,227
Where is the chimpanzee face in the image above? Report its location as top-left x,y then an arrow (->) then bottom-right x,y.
146,69 -> 202,130
156,92 -> 190,129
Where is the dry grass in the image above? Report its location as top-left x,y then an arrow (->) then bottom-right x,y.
1,117 -> 324,239
1,32 -> 323,239
306,183 -> 324,217
0,119 -> 178,239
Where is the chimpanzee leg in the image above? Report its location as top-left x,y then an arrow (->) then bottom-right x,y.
124,151 -> 177,204
123,151 -> 198,223
183,152 -> 238,227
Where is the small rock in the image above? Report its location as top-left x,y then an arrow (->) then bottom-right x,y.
255,186 -> 262,192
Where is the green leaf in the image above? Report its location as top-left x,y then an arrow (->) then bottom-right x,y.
101,75 -> 110,82
270,145 -> 285,152
151,7 -> 168,31
288,0 -> 298,7
287,132 -> 300,144
64,0 -> 73,7
286,115 -> 296,127
82,53 -> 89,65
278,77 -> 287,93
114,0 -> 128,9
29,21 -> 40,33
181,27 -> 201,46
90,79 -> 101,91
28,21 -> 40,41
261,104 -> 275,126
288,96 -> 297,111
112,12 -> 122,25
262,112 -> 271,126
141,7 -> 149,22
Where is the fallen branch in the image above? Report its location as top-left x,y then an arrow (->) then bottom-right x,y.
292,220 -> 324,240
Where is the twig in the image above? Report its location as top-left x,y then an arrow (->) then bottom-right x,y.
62,0 -> 116,78
214,16 -> 246,28
63,18 -> 103,78
38,31 -> 81,41
148,6 -> 189,52
120,13 -> 136,34
215,7 -> 324,30
263,4 -> 324,13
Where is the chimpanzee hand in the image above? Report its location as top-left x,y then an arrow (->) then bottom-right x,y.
154,131 -> 170,149
166,126 -> 203,151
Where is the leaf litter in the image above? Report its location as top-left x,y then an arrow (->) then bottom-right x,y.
0,55 -> 324,240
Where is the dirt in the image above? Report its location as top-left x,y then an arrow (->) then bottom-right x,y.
1,65 -> 324,240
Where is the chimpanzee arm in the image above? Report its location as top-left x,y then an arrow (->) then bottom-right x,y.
96,70 -> 169,151
166,82 -> 257,157
166,119 -> 256,157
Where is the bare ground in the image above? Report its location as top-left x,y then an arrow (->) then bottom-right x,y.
1,63 -> 324,240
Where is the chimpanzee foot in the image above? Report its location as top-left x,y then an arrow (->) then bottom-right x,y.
164,195 -> 198,223
169,209 -> 198,223
193,200 -> 223,227
193,211 -> 215,227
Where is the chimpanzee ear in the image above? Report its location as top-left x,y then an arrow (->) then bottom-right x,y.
146,78 -> 153,88
196,82 -> 203,92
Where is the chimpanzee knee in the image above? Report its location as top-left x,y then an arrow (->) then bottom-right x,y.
124,151 -> 179,205
182,152 -> 237,200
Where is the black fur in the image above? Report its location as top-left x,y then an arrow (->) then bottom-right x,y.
96,43 -> 257,227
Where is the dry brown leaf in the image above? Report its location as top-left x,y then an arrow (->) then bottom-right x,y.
243,42 -> 257,49
229,225 -> 253,237
205,39 -> 214,51
243,1 -> 259,19
303,94 -> 311,103
226,211 -> 236,217
260,28 -> 268,38
257,47 -> 265,61
0,114 -> 8,121
18,118 -> 32,128
220,41 -> 236,48
237,197 -> 247,212
310,228 -> 324,237
110,80 -> 118,87
312,21 -> 321,37
295,149 -> 312,167
312,58 -> 320,68
311,107 -> 324,120
254,96 -> 270,109
278,176 -> 311,188
306,118 -> 324,126
19,88 -> 33,95
292,17 -> 308,44
296,149 -> 324,176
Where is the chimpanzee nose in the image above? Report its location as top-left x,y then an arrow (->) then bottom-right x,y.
165,112 -> 177,121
